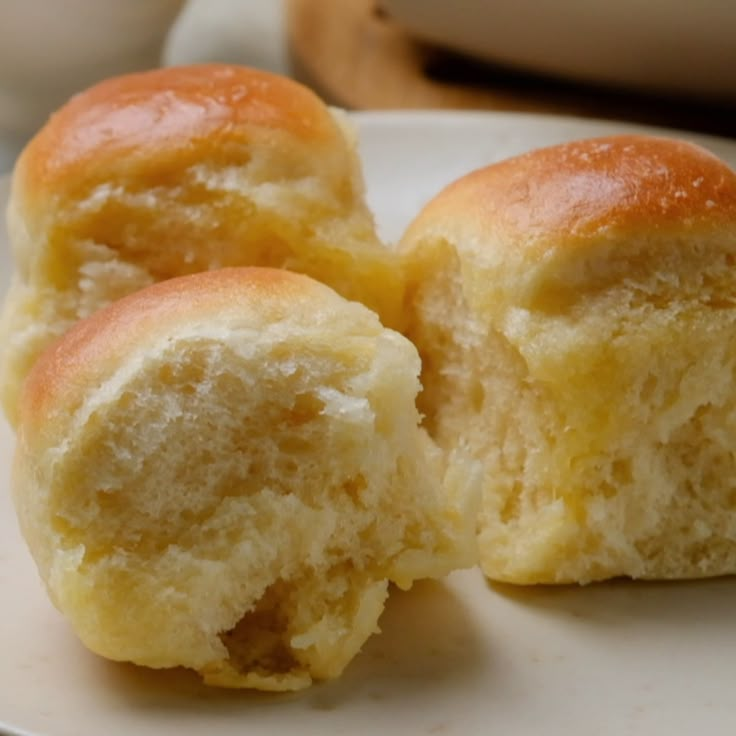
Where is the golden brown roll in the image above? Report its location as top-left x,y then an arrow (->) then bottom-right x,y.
12,267 -> 476,690
0,63 -> 401,426
400,134 -> 736,584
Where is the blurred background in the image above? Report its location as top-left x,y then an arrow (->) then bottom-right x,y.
0,0 -> 734,173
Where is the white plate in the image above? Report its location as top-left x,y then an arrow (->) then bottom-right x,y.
2,111 -> 736,736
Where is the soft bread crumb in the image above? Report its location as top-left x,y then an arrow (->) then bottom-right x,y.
13,268 -> 476,689
400,135 -> 736,584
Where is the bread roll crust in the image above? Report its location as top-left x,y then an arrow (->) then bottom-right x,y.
405,135 -> 736,249
18,64 -> 340,199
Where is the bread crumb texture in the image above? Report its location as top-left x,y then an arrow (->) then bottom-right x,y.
12,269 -> 475,690
400,135 -> 736,584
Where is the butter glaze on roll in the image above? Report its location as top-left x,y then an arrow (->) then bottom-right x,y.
0,63 -> 401,425
12,267 -> 476,690
400,134 -> 736,584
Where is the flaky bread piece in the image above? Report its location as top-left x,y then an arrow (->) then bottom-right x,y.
0,63 -> 402,425
400,134 -> 736,584
12,267 -> 476,690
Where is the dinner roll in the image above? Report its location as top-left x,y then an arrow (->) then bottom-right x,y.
400,134 -> 736,584
12,267 -> 476,690
0,63 -> 401,426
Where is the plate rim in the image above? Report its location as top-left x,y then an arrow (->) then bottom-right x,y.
2,107 -> 736,736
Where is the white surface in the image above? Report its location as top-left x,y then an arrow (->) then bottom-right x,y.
383,0 -> 736,102
2,112 -> 736,736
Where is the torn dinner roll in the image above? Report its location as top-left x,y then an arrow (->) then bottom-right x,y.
12,267 -> 475,690
400,134 -> 736,584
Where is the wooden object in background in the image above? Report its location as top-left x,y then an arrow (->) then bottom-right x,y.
286,0 -> 736,138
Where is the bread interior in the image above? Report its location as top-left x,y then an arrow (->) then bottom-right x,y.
38,323 -> 457,688
405,231 -> 736,583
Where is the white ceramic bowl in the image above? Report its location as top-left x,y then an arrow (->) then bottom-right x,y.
0,0 -> 186,142
383,0 -> 736,102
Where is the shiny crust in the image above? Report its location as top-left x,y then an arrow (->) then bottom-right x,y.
402,135 -> 736,253
16,63 -> 344,197
19,268 -> 372,441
